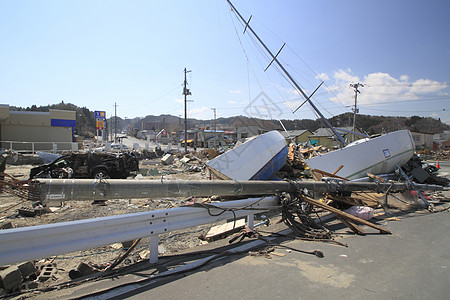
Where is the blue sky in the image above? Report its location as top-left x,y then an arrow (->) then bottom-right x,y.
1,0 -> 449,125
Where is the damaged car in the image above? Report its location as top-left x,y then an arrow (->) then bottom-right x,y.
29,152 -> 139,179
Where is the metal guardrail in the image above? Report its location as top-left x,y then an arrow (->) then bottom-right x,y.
0,196 -> 278,266
1,141 -> 79,154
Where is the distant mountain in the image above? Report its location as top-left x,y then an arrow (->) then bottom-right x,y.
13,102 -> 450,138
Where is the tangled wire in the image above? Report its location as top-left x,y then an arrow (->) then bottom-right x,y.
280,192 -> 332,241
0,173 -> 41,201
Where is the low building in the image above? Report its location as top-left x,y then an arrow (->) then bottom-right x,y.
198,129 -> 226,148
308,127 -> 362,148
410,132 -> 434,150
0,104 -> 76,152
437,140 -> 450,151
223,130 -> 237,144
279,129 -> 312,144
237,126 -> 264,142
433,130 -> 450,151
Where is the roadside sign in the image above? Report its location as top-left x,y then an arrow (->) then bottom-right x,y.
96,120 -> 104,130
95,111 -> 106,120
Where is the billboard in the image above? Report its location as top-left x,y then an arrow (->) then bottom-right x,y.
94,111 -> 106,120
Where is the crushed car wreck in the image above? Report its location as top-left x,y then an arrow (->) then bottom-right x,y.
29,152 -> 139,179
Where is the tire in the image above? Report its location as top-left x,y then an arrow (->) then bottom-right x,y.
93,169 -> 110,179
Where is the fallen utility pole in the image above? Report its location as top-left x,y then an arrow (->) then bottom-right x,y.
33,178 -> 443,202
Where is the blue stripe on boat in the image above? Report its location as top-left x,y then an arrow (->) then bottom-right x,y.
250,146 -> 289,180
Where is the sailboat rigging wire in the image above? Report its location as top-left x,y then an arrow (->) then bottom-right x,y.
227,0 -> 346,145
230,10 -> 350,118
229,10 -> 265,92
241,29 -> 314,117
230,10 -> 294,116
285,44 -> 350,113
230,7 -> 302,97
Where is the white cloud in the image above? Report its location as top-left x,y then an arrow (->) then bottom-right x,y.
189,106 -> 211,116
326,69 -> 448,106
229,90 -> 242,94
400,75 -> 409,82
316,73 -> 330,81
334,68 -> 359,83
174,98 -> 184,104
284,99 -> 303,111
410,79 -> 448,94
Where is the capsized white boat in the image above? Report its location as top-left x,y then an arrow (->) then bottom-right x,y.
305,130 -> 415,180
206,130 -> 288,180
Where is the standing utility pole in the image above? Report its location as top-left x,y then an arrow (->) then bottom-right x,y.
349,83 -> 363,142
114,102 -> 118,143
211,108 -> 217,148
183,68 -> 192,152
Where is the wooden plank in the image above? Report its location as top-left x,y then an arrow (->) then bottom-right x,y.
310,169 -> 350,181
205,219 -> 246,241
332,165 -> 344,175
302,195 -> 391,234
336,215 -> 365,235
367,172 -> 385,182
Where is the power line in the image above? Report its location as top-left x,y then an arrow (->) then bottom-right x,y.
363,107 -> 448,113
365,83 -> 449,87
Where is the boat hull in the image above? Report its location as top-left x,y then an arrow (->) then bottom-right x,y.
206,130 -> 288,181
305,130 -> 415,180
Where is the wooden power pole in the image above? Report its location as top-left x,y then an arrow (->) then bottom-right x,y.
350,83 -> 363,142
183,68 -> 192,152
114,102 -> 117,143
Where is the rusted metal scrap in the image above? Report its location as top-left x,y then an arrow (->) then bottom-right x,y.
0,173 -> 40,201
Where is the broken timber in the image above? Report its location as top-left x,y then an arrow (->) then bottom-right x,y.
301,195 -> 391,234
336,215 -> 366,235
32,179 -> 443,202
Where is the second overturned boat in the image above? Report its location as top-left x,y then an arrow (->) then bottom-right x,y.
305,130 -> 415,180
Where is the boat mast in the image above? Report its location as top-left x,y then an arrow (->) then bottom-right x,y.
226,0 -> 346,145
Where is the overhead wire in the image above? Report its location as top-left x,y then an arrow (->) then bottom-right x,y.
229,4 -> 354,122
119,84 -> 180,113
229,7 -> 293,118
363,107 -> 449,113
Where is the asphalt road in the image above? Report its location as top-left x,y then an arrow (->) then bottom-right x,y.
130,211 -> 450,300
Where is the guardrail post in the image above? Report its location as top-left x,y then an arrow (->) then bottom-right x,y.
32,142 -> 35,154
149,235 -> 159,264
246,214 -> 254,230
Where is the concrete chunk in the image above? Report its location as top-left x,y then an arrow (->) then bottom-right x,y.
17,262 -> 37,279
180,156 -> 191,164
0,266 -> 22,292
161,154 -> 174,165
